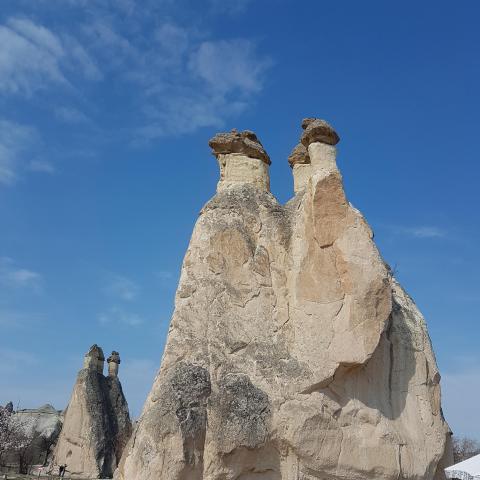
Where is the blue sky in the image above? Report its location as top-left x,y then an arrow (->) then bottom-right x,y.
0,0 -> 479,439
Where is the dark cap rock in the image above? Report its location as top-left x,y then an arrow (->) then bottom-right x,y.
288,143 -> 310,168
107,351 -> 121,364
300,118 -> 339,147
209,129 -> 271,165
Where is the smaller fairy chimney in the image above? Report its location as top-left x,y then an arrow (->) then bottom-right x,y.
289,118 -> 340,193
107,351 -> 121,377
288,143 -> 311,194
209,129 -> 271,192
83,344 -> 105,373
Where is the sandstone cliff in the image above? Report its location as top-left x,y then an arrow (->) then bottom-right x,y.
53,345 -> 131,478
115,120 -> 452,480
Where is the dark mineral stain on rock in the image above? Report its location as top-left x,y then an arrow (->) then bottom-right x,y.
169,362 -> 211,465
214,374 -> 271,450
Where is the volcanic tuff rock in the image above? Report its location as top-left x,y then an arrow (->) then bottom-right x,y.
115,119 -> 452,480
209,129 -> 271,164
52,345 -> 131,479
13,404 -> 63,443
300,117 -> 340,146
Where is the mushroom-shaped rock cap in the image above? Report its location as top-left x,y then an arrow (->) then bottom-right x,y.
85,344 -> 105,361
288,143 -> 310,168
300,118 -> 340,147
107,351 -> 121,364
209,129 -> 271,165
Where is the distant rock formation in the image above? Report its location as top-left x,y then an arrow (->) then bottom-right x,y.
52,345 -> 131,479
115,120 -> 452,480
14,403 -> 63,443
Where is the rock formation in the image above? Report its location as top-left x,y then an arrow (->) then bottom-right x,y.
115,119 -> 452,480
13,404 -> 63,443
53,345 -> 131,479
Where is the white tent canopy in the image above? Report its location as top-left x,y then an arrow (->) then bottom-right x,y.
446,454 -> 480,480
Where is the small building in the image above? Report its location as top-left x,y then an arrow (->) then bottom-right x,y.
446,454 -> 480,480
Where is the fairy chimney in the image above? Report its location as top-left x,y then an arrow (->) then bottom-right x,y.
107,351 -> 121,377
209,129 -> 271,191
289,118 -> 340,193
83,344 -> 105,373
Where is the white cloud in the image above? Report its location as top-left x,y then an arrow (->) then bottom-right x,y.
0,119 -> 38,185
209,0 -> 252,15
189,39 -> 271,95
28,159 -> 56,174
0,17 -> 101,96
0,257 -> 43,291
393,226 -> 446,239
55,106 -> 89,124
0,8 -> 271,148
104,274 -> 139,301
98,306 -> 144,327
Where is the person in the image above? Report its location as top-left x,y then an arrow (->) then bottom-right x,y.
59,465 -> 65,477
61,464 -> 67,478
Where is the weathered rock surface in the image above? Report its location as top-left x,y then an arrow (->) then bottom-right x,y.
287,143 -> 309,167
301,117 -> 340,146
115,120 -> 451,480
209,129 -> 271,164
13,404 -> 63,442
53,345 -> 131,479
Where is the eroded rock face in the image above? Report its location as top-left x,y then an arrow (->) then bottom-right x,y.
53,346 -> 131,479
115,122 -> 451,480
209,129 -> 271,164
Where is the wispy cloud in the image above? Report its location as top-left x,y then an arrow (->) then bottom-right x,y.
98,306 -> 145,327
28,159 -> 56,174
189,39 -> 270,95
0,4 -> 272,184
0,17 -> 101,95
104,274 -> 139,301
135,36 -> 271,139
208,0 -> 252,15
0,119 -> 38,185
0,257 -> 43,291
391,225 -> 446,239
55,106 -> 89,124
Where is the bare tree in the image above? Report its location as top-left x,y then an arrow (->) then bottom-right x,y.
453,436 -> 480,464
0,405 -> 36,473
0,406 -> 18,466
11,431 -> 35,474
38,433 -> 57,466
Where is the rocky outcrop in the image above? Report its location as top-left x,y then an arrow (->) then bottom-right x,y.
115,119 -> 451,480
13,404 -> 63,444
53,345 -> 131,479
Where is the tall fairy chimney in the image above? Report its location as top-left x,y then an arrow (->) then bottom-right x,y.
289,118 -> 340,193
107,351 -> 121,377
83,344 -> 105,373
209,129 -> 271,192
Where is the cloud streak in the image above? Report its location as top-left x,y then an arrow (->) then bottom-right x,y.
104,274 -> 140,301
0,257 -> 43,291
98,306 -> 145,327
0,17 -> 100,95
391,225 -> 446,239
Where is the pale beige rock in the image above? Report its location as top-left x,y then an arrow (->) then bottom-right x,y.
216,153 -> 270,192
115,122 -> 451,480
53,346 -> 131,479
292,163 -> 311,193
